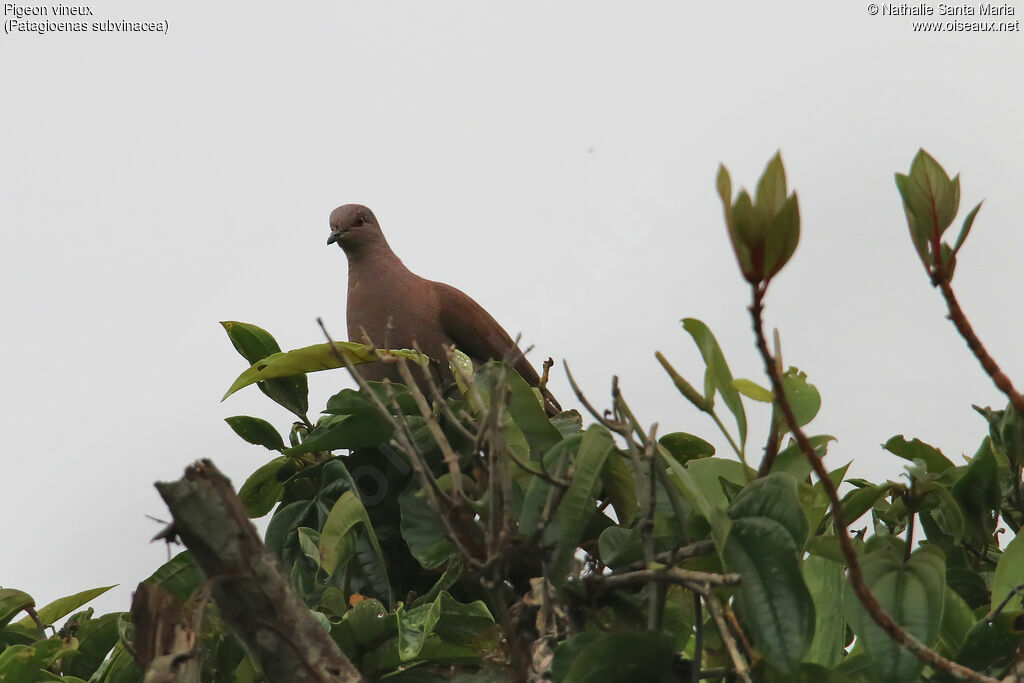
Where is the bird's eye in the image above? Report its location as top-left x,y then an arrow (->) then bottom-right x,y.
353,216 -> 365,227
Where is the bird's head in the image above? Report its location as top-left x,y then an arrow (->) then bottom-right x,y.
327,204 -> 383,254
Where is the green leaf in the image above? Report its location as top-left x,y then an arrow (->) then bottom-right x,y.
953,201 -> 982,255
777,368 -> 820,430
601,454 -> 638,527
953,610 -> 1024,672
399,477 -> 457,570
765,192 -> 800,279
144,551 -> 201,601
882,435 -> 954,474
238,456 -> 288,518
62,611 -> 121,679
320,491 -> 388,587
727,472 -> 808,548
803,555 -> 845,667
844,543 -> 945,682
951,438 -> 1000,544
16,586 -> 115,629
396,600 -> 442,662
432,592 -> 496,647
938,586 -> 975,657
222,341 -> 427,400
0,589 -> 33,630
285,412 -> 394,454
755,151 -> 788,216
224,415 -> 285,450
559,631 -> 675,683
475,363 -> 563,458
732,378 -> 773,402
550,424 -> 615,582
597,526 -> 643,569
722,517 -> 814,673
220,321 -> 309,418
991,531 -> 1024,614
840,484 -> 888,526
342,598 -> 392,647
770,435 -> 835,482
682,318 -> 746,446
519,435 -> 582,536
687,457 -> 751,516
916,480 -> 964,543
658,432 -> 715,463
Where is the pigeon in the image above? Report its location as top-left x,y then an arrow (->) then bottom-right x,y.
328,204 -> 561,415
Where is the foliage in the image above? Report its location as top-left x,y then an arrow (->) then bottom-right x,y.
4,150 -> 1024,682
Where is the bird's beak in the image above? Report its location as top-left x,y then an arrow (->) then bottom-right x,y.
327,230 -> 341,245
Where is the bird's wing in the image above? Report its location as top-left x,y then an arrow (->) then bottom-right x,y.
435,281 -> 561,414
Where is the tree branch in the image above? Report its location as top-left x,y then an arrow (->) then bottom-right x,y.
749,283 -> 998,683
154,460 -> 362,683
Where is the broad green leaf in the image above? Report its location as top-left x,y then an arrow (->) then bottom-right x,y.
687,457 -> 751,514
844,544 -> 945,682
601,454 -> 638,526
764,192 -> 800,279
938,586 -> 975,657
769,435 -> 835,482
0,589 -> 33,630
658,432 -> 715,463
399,476 -> 457,570
411,559 -> 464,608
560,631 -> 675,683
777,368 -> 820,430
144,551 -> 201,601
16,586 -> 115,629
951,437 -> 1000,544
297,526 -> 325,569
722,517 -> 814,673
342,597 -> 392,646
991,531 -> 1024,614
396,600 -> 442,662
224,415 -> 285,450
727,472 -> 808,548
953,610 -> 1024,672
732,377 -> 774,402
597,526 -> 643,569
237,456 -> 288,518
550,425 -> 615,582
62,611 -> 121,679
682,318 -> 747,446
882,435 -> 954,474
222,341 -> 427,400
803,555 -> 844,667
519,435 -> 581,537
220,321 -> 309,418
916,480 -> 964,543
432,592 -> 496,646
284,412 -> 394,454
475,362 -> 563,458
320,491 -> 387,585
840,484 -> 888,526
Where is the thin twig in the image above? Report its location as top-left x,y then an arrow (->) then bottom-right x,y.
748,287 -> 998,683
936,278 -> 1024,415
701,587 -> 752,683
593,568 -> 741,590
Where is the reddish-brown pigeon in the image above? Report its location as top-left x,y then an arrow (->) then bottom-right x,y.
328,204 -> 561,415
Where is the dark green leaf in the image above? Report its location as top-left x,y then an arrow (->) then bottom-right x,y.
953,610 -> 1024,672
224,415 -> 285,450
803,555 -> 844,667
722,517 -> 814,673
658,432 -> 715,463
953,201 -> 982,255
63,612 -> 121,679
0,589 -> 33,630
400,477 -> 456,570
550,425 -> 615,582
727,472 -> 808,548
882,435 -> 954,474
951,438 -> 1000,544
559,631 -> 674,683
285,412 -> 394,454
238,456 -> 288,518
144,551 -> 201,601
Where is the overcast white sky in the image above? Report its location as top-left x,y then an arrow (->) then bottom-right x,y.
3,1 -> 1022,618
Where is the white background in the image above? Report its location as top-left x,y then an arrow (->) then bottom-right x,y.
2,1 -> 1022,617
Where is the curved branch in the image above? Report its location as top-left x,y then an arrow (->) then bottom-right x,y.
750,284 -> 997,683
